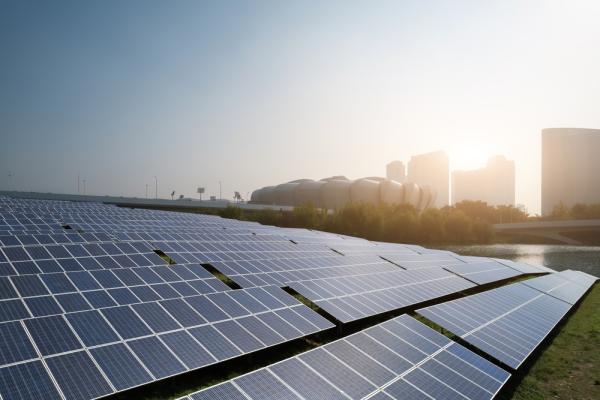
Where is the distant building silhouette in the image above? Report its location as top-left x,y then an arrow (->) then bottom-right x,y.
251,176 -> 435,210
452,155 -> 515,206
386,160 -> 406,183
407,151 -> 449,207
542,128 -> 600,215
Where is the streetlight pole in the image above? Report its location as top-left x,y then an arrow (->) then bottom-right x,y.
154,176 -> 158,199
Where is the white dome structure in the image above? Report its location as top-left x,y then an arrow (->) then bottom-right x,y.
292,180 -> 325,206
272,183 -> 299,206
321,180 -> 352,210
350,179 -> 380,204
251,176 -> 436,210
380,179 -> 405,205
403,182 -> 421,207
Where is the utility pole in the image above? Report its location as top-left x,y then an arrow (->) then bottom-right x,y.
154,176 -> 158,199
219,181 -> 222,200
77,173 -> 80,194
83,179 -> 86,195
145,184 -> 148,199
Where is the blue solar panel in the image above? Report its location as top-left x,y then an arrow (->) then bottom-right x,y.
128,336 -> 186,379
82,290 -> 118,308
270,358 -> 346,400
159,298 -> 206,327
40,273 -> 76,294
0,321 -> 37,365
188,325 -> 242,360
187,315 -> 510,400
107,287 -> 139,305
11,275 -> 49,297
66,310 -> 120,346
185,295 -> 229,322
24,315 -> 82,356
418,281 -> 576,369
101,306 -> 153,339
299,347 -> 376,399
0,299 -> 30,322
90,343 -> 153,391
237,315 -> 285,346
235,369 -> 302,400
214,320 -> 264,353
46,351 -> 113,400
131,302 -> 180,333
189,382 -> 247,400
56,292 -> 91,312
160,330 -> 216,369
24,295 -> 63,317
0,361 -> 63,400
0,277 -> 17,299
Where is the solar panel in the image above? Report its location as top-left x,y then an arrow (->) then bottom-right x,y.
183,315 -> 510,400
443,260 -> 522,285
0,360 -> 63,400
417,279 -> 589,369
289,268 -> 476,323
520,270 -> 597,304
45,350 -> 114,400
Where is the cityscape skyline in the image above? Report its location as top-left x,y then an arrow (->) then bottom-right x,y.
2,1 -> 600,215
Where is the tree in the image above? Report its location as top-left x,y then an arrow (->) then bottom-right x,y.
419,208 -> 445,243
444,209 -> 473,243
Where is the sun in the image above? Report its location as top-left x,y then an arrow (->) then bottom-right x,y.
449,144 -> 492,171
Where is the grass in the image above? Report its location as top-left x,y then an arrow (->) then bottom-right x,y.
503,284 -> 600,400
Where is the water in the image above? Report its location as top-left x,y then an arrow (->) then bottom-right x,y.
442,244 -> 600,276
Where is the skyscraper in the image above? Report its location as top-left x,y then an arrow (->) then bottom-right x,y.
452,155 -> 515,206
386,160 -> 405,183
407,151 -> 449,207
542,128 -> 600,215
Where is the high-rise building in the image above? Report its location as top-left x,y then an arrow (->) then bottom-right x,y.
542,128 -> 600,215
407,151 -> 449,207
386,160 -> 405,183
451,155 -> 515,206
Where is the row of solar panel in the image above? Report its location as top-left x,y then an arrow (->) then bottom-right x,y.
0,230 -> 290,247
185,315 -> 510,400
418,271 -> 598,369
0,286 -> 335,400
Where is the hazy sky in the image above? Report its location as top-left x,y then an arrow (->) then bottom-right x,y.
1,0 -> 599,214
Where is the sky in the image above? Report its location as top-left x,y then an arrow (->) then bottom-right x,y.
1,0 -> 599,214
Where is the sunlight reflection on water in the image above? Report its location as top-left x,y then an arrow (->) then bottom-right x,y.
442,244 -> 600,276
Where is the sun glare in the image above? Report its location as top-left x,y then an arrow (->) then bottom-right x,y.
449,144 -> 492,171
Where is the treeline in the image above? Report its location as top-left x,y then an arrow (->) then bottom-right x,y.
547,202 -> 600,220
219,200 -> 529,245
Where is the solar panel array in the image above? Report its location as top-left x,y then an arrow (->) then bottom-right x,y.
2,195 -> 589,400
0,197 -> 336,400
417,270 -> 598,369
183,314 -> 511,400
210,255 -> 401,288
520,269 -> 597,304
289,268 -> 477,323
442,260 -> 523,285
